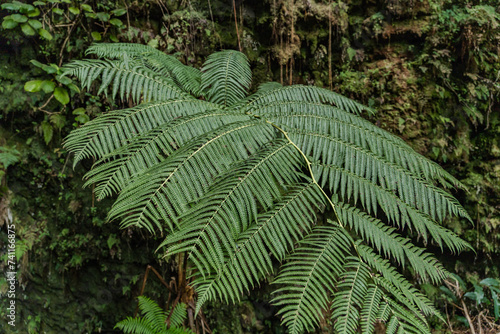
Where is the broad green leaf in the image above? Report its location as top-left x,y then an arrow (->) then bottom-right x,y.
66,83 -> 80,93
96,12 -> 110,22
52,8 -> 64,15
54,87 -> 70,105
28,19 -> 42,30
107,234 -> 118,249
31,60 -> 57,73
480,278 -> 500,287
1,3 -> 22,10
2,19 -> 18,30
81,4 -> 93,12
91,31 -> 102,41
41,80 -> 56,93
55,75 -> 71,85
27,8 -> 41,17
147,38 -> 159,48
75,114 -> 90,124
111,8 -> 127,16
491,290 -> 499,320
41,121 -> 53,145
38,28 -> 53,40
68,7 -> 80,15
72,107 -> 86,115
109,18 -> 123,27
18,2 -> 35,12
21,22 -> 36,36
11,14 -> 28,23
24,80 -> 44,92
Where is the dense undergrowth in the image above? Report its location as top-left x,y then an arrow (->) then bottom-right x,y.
0,0 -> 499,333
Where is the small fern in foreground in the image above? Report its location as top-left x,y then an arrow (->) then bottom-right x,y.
65,43 -> 471,334
115,296 -> 193,334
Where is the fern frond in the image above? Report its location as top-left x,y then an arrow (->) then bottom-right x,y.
383,296 -> 432,334
242,85 -> 373,115
107,121 -> 275,233
374,276 -> 429,326
331,254 -> 435,334
254,100 -> 463,189
115,297 -> 193,334
83,111 -> 249,200
168,65 -> 202,97
137,296 -> 167,333
256,81 -> 283,93
115,296 -> 166,334
86,43 -> 202,96
291,130 -> 470,222
192,183 -> 326,313
386,316 -> 400,334
115,317 -> 158,334
164,140 -> 303,276
139,52 -> 201,96
358,245 -> 444,320
272,225 -> 352,334
360,284 -> 383,334
316,163 -> 471,253
167,303 -> 188,328
63,59 -> 190,103
377,300 -> 392,323
337,203 -> 453,282
200,50 -> 252,107
64,99 -> 218,167
166,328 -> 195,334
86,43 -> 161,59
331,258 -> 372,334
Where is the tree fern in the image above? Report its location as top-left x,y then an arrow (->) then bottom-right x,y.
65,43 -> 472,334
115,296 -> 193,334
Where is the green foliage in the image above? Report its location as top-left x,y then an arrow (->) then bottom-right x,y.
0,145 -> 20,170
65,43 -> 472,334
115,296 -> 194,334
464,278 -> 500,318
3,0 -> 499,332
200,50 -> 252,107
441,276 -> 500,323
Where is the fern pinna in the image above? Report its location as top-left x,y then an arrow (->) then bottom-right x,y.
115,296 -> 194,334
64,43 -> 471,334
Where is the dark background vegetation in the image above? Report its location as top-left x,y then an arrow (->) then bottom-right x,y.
0,0 -> 498,333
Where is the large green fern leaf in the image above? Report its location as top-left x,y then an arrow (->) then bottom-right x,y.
191,182 -> 326,313
200,50 -> 252,107
272,225 -> 353,334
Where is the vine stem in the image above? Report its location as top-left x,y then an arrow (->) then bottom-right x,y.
247,112 -> 344,228
232,0 -> 242,52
